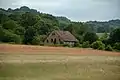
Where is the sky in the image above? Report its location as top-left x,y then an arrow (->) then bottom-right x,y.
0,0 -> 120,21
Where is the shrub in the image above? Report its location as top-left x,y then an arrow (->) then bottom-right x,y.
98,45 -> 105,50
83,32 -> 98,44
31,35 -> 41,45
105,45 -> 113,51
91,41 -> 105,50
74,42 -> 82,47
2,20 -> 18,30
109,28 -> 120,43
113,43 -> 120,50
1,29 -> 21,44
62,44 -> 71,47
53,44 -> 63,47
82,41 -> 90,48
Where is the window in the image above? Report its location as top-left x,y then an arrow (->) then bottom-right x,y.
47,40 -> 49,43
51,39 -> 53,42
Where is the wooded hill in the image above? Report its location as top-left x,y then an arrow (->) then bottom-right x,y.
0,6 -> 120,47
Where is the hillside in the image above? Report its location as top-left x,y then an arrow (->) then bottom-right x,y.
0,6 -> 120,46
0,6 -> 120,32
87,19 -> 120,33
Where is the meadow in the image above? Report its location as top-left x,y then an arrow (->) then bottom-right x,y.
0,44 -> 120,80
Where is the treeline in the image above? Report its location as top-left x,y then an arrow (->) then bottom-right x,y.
0,6 -> 120,51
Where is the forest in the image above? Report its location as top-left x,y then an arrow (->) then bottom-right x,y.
0,6 -> 120,51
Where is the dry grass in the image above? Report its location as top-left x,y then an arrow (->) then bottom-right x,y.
0,54 -> 120,80
0,44 -> 120,80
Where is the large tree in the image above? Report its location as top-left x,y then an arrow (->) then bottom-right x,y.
109,28 -> 120,43
83,32 -> 98,44
20,12 -> 40,28
2,20 -> 18,30
24,26 -> 38,44
0,29 -> 21,43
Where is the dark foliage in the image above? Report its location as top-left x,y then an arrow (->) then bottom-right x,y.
83,32 -> 98,44
109,28 -> 120,43
105,45 -> 113,51
0,6 -> 120,52
91,41 -> 105,50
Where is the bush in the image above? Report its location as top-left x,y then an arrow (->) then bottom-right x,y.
83,32 -> 98,44
113,43 -> 120,50
74,42 -> 82,47
62,44 -> 71,47
31,35 -> 41,45
1,29 -> 21,44
2,20 -> 18,30
14,27 -> 25,35
109,28 -> 120,43
82,41 -> 90,48
98,45 -> 105,50
91,41 -> 105,50
105,45 -> 113,51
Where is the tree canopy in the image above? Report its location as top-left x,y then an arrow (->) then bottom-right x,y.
0,6 -> 120,48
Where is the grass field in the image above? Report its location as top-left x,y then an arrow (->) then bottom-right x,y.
0,44 -> 120,80
96,33 -> 110,38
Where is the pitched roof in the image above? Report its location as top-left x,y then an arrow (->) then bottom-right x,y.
55,30 -> 78,42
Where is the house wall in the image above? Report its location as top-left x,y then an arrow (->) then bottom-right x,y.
44,31 -> 62,44
44,31 -> 77,46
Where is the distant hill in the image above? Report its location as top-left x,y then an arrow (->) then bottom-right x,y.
0,6 -> 120,33
56,17 -> 71,24
86,19 -> 120,33
56,17 -> 71,29
0,6 -> 39,15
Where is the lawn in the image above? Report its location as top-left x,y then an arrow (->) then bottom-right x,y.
0,54 -> 120,80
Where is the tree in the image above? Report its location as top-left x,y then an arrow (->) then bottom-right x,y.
82,41 -> 90,48
64,24 -> 76,35
20,12 -> 39,28
14,27 -> 25,35
0,29 -> 21,43
32,35 -> 41,45
105,45 -> 113,51
8,14 -> 21,21
2,20 -> 18,30
109,28 -> 120,43
0,13 -> 9,24
74,42 -> 82,47
83,32 -> 98,44
91,41 -> 105,50
113,43 -> 120,50
24,26 -> 37,44
34,20 -> 59,35
99,32 -> 109,41
0,26 -> 4,41
31,35 -> 46,45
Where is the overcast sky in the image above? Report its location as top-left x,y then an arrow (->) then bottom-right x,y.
0,0 -> 120,21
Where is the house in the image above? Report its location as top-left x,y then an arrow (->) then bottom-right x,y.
44,30 -> 78,46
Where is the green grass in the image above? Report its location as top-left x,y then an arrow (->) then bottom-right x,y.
96,33 -> 110,38
0,54 -> 120,80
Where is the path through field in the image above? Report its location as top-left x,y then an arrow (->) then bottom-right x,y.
0,44 -> 120,55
